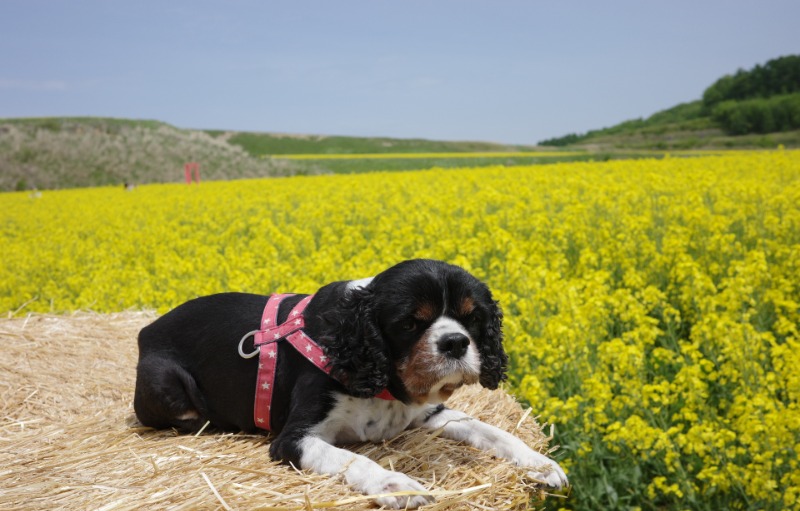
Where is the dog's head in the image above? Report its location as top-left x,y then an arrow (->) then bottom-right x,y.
323,259 -> 507,404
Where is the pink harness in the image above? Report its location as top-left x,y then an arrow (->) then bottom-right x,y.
238,293 -> 393,431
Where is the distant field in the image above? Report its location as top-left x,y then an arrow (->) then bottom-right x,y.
268,149 -> 739,175
576,124 -> 800,151
213,130 -> 539,156
269,150 -> 596,174
273,151 -> 581,159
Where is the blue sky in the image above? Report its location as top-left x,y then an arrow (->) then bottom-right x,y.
1,1 -> 798,144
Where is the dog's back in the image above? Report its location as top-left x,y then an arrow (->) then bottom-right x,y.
134,293 -> 267,432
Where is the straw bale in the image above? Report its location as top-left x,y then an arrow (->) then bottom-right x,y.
0,312 -> 565,510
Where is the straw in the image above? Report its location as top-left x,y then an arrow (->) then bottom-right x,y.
0,311 -> 561,510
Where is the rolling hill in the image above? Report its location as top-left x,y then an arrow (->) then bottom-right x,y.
539,55 -> 800,150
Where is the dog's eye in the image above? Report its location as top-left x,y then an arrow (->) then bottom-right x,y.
403,319 -> 419,332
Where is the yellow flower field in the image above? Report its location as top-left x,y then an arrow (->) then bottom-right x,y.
2,151 -> 799,510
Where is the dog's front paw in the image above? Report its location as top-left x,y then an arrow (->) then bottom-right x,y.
364,470 -> 434,509
527,464 -> 568,490
514,449 -> 569,490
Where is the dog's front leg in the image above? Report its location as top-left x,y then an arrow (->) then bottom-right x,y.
414,407 -> 569,489
294,435 -> 434,509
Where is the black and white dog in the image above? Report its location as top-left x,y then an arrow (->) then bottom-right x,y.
134,259 -> 567,508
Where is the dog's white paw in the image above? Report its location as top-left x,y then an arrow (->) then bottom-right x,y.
365,470 -> 434,509
513,449 -> 569,489
528,464 -> 569,489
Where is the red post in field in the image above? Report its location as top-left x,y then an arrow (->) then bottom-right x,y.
184,162 -> 200,184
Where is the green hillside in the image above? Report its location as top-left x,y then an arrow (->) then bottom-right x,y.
540,55 -> 800,150
209,130 -> 537,156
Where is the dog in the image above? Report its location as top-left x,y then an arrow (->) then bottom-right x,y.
134,259 -> 568,508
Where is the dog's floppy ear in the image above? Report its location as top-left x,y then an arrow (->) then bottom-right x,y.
322,286 -> 390,398
478,297 -> 508,389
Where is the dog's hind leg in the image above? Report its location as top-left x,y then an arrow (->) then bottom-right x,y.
133,355 -> 208,432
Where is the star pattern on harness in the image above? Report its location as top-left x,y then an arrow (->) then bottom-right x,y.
253,294 -> 345,432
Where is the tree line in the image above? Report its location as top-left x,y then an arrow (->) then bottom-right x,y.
704,55 -> 800,135
702,55 -> 800,108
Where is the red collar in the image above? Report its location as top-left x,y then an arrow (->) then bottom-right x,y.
240,293 -> 394,431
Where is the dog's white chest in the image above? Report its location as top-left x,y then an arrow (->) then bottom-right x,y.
318,394 -> 420,444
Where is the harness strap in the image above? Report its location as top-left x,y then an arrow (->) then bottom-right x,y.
250,293 -> 394,431
253,294 -> 313,429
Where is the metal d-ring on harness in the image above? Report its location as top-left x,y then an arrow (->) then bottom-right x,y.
237,330 -> 262,359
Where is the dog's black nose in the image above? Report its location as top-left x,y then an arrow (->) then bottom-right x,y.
437,333 -> 470,359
